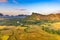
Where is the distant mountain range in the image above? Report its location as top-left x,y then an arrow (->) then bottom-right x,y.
0,12 -> 60,20
0,15 -> 28,18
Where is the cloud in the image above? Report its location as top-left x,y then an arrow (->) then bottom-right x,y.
0,0 -> 6,2
16,9 -> 27,11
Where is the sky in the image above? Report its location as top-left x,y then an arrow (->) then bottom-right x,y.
0,0 -> 60,15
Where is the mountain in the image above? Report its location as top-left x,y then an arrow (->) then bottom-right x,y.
0,15 -> 28,18
26,12 -> 60,21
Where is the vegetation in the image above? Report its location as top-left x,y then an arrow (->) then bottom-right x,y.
0,13 -> 60,40
0,26 -> 57,40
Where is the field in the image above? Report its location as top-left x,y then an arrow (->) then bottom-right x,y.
0,17 -> 60,40
0,25 -> 58,40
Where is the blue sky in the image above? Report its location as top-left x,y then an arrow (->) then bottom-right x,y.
0,0 -> 60,15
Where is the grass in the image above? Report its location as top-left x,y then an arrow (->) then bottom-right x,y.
0,18 -> 60,40
1,35 -> 9,40
0,25 -> 58,40
51,22 -> 60,30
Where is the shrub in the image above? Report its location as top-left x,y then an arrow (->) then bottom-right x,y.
56,29 -> 60,35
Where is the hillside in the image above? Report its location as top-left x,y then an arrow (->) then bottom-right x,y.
26,12 -> 60,21
0,13 -> 60,40
0,25 -> 57,40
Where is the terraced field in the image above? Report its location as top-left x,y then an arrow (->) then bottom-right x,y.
51,22 -> 60,30
0,25 -> 58,40
0,14 -> 60,40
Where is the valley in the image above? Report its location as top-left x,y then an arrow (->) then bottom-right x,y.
0,13 -> 60,40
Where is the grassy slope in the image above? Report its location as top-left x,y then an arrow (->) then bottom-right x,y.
0,13 -> 60,40
0,25 -> 58,40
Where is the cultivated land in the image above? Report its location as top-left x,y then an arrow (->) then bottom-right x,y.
0,13 -> 60,40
